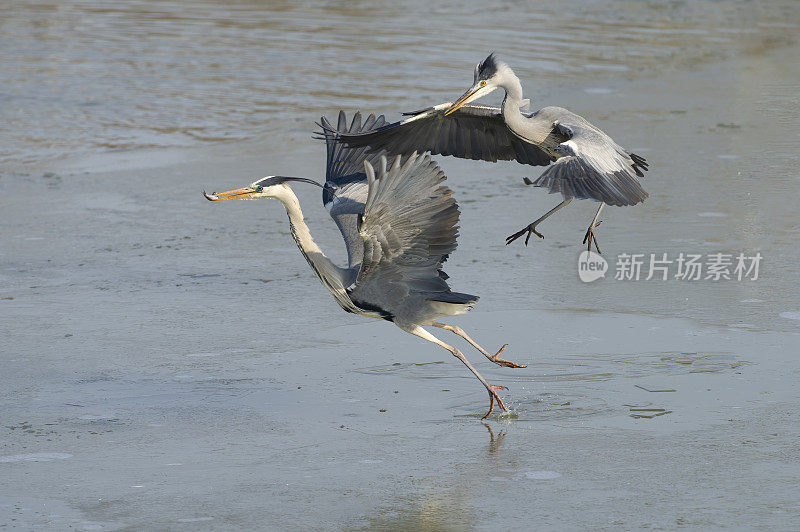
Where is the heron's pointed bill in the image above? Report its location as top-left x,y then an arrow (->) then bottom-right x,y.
444,85 -> 482,116
203,187 -> 257,201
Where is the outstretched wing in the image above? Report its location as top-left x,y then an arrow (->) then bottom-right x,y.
530,110 -> 650,206
348,153 -> 469,315
328,102 -> 555,167
315,111 -> 393,267
317,110 -> 390,197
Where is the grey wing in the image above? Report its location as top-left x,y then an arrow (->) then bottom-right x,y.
315,111 -> 396,267
531,117 -> 650,207
329,102 -> 555,166
317,110 -> 392,193
348,153 -> 475,317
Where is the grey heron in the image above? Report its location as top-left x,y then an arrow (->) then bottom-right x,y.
204,112 -> 525,419
327,54 -> 649,253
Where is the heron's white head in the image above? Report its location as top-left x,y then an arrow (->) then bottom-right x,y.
203,176 -> 324,202
444,53 -> 517,116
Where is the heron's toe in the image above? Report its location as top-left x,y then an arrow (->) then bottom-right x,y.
482,385 -> 509,419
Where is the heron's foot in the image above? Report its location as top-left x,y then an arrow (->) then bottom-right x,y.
486,344 -> 526,368
505,223 -> 544,246
582,220 -> 602,254
482,385 -> 508,419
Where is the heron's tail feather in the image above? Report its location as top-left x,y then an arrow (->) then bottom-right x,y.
426,292 -> 479,316
426,292 -> 478,305
629,152 -> 649,177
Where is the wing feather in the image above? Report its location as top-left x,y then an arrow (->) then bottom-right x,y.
330,103 -> 554,167
315,111 -> 396,267
349,153 -> 471,313
531,116 -> 649,206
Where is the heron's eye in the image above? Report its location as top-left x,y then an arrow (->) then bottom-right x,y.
480,80 -> 486,87
256,186 -> 263,192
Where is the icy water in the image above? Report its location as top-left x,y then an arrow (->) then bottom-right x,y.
1,0 -> 797,167
2,0 -> 800,530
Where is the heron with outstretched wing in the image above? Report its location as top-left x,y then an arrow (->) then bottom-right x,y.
204,112 -> 525,418
328,54 -> 650,253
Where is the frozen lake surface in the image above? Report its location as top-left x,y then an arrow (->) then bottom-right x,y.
2,1 -> 799,529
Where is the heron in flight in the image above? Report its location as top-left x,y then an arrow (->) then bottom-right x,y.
204,112 -> 525,418
328,54 -> 649,253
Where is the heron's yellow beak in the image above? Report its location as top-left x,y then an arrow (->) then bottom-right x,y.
203,187 -> 258,201
444,86 -> 481,116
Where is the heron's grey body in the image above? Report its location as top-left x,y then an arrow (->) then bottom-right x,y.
205,112 -> 525,417
330,54 -> 649,249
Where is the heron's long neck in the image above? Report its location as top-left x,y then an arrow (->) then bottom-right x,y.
277,190 -> 355,309
500,73 -> 528,136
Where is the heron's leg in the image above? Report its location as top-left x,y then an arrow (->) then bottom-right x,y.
405,326 -> 508,419
505,198 -> 573,246
431,322 -> 526,368
582,203 -> 605,254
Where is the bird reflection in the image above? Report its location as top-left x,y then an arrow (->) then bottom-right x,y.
483,423 -> 506,455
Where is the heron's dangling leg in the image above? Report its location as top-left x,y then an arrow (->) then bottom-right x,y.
405,326 -> 508,419
431,322 -> 526,368
582,203 -> 605,254
506,198 -> 573,246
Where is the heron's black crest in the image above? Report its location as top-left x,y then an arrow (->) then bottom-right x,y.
477,53 -> 499,81
254,176 -> 325,189
253,176 -> 286,187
